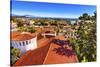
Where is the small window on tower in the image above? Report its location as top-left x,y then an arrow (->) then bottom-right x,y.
26,41 -> 28,45
19,42 -> 21,46
23,42 -> 25,46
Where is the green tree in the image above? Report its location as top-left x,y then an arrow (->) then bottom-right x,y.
27,26 -> 36,33
17,21 -> 24,27
18,26 -> 36,33
79,13 -> 90,20
70,13 -> 96,62
11,47 -> 21,65
91,11 -> 97,21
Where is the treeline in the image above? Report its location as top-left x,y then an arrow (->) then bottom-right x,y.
78,11 -> 96,21
70,11 -> 96,62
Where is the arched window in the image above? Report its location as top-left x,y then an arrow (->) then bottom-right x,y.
26,41 -> 28,45
23,42 -> 25,46
19,42 -> 21,46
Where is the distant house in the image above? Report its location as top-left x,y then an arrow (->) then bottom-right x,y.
58,21 -> 68,26
29,20 -> 35,25
11,21 -> 18,31
23,20 -> 35,26
41,26 -> 57,38
11,32 -> 37,54
70,20 -> 76,25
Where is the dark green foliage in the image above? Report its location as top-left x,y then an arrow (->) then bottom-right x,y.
27,26 -> 36,33
79,13 -> 91,20
11,47 -> 21,65
18,26 -> 36,33
70,12 -> 96,62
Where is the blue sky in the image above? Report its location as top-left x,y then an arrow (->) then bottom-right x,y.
11,1 -> 96,18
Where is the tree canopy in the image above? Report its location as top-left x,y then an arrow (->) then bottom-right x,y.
70,12 -> 96,62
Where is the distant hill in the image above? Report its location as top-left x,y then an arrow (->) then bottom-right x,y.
10,14 -> 78,20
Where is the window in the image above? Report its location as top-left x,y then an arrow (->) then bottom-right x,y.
19,42 -> 21,46
26,41 -> 28,45
23,42 -> 25,46
11,42 -> 14,47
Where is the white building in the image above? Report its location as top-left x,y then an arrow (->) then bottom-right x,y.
70,20 -> 77,25
11,22 -> 18,31
29,20 -> 35,25
11,32 -> 37,54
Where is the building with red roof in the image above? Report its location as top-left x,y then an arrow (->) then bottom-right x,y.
11,32 -> 37,54
13,36 -> 78,66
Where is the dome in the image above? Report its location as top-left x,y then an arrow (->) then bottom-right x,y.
11,32 -> 36,41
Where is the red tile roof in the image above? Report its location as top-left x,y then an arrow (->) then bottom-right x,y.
14,38 -> 52,66
43,43 -> 78,64
11,32 -> 36,41
43,36 -> 78,64
13,36 -> 78,66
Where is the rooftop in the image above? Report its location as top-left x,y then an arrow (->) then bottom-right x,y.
11,32 -> 36,41
13,36 -> 78,66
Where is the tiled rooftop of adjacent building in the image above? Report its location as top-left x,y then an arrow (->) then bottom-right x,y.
11,32 -> 36,41
13,36 -> 78,66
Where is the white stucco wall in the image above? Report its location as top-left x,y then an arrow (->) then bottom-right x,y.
11,36 -> 37,54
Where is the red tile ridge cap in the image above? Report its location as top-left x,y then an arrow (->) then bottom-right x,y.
43,42 -> 53,64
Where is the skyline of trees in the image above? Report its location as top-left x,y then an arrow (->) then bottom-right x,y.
70,12 -> 96,62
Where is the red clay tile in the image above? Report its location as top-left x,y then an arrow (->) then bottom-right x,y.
13,36 -> 78,66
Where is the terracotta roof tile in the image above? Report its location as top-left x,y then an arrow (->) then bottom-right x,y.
14,42 -> 51,66
11,32 -> 36,41
13,36 -> 78,66
43,43 -> 78,64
